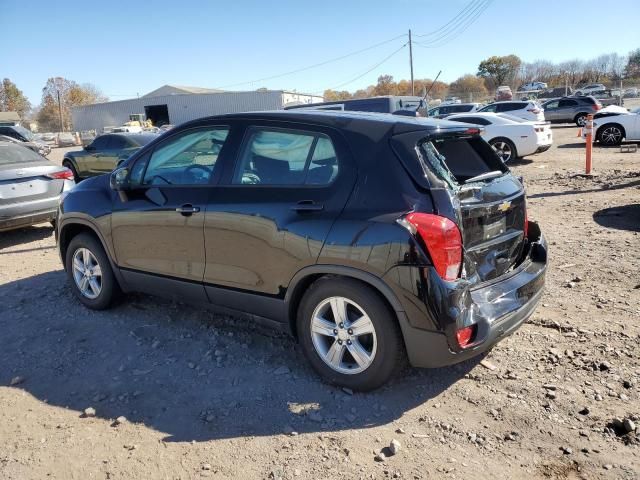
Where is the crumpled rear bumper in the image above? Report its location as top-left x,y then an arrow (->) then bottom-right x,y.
392,221 -> 547,368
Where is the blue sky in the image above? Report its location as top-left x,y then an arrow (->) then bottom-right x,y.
2,0 -> 639,105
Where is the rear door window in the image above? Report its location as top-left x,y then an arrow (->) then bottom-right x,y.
558,99 -> 578,108
233,128 -> 338,186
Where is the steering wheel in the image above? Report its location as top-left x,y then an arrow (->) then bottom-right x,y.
184,164 -> 211,183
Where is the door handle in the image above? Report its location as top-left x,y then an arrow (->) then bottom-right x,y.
175,204 -> 200,216
291,200 -> 324,212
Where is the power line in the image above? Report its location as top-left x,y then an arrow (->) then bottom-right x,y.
214,34 -> 408,90
313,42 -> 408,94
413,0 -> 489,47
414,0 -> 482,38
413,0 -> 491,48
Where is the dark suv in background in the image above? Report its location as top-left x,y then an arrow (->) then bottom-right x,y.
541,96 -> 602,126
56,111 -> 547,391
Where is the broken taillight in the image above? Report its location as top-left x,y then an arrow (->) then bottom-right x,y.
456,324 -> 477,348
405,213 -> 463,281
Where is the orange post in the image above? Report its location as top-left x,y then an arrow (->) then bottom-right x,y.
585,113 -> 594,174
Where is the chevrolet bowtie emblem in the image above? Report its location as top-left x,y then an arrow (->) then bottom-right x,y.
497,200 -> 511,212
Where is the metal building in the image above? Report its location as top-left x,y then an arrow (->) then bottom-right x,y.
71,87 -> 323,132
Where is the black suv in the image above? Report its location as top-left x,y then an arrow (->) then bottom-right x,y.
56,111 -> 547,391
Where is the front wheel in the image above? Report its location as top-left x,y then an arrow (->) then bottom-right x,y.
489,138 -> 517,163
65,233 -> 120,310
597,124 -> 624,146
297,277 -> 405,391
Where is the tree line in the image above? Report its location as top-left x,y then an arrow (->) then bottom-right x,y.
0,77 -> 107,131
324,48 -> 640,102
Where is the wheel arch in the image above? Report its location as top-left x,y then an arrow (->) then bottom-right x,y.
62,156 -> 78,170
284,266 -> 405,339
59,219 -> 126,290
596,122 -> 626,143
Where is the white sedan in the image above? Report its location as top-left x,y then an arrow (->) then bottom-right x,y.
588,110 -> 640,146
446,112 -> 553,162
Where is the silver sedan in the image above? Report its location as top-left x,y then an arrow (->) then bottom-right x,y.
0,141 -> 75,232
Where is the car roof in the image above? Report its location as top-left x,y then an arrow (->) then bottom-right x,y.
188,110 -> 472,136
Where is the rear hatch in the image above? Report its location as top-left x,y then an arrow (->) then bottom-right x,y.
391,126 -> 528,283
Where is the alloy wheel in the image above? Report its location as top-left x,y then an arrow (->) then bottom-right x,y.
310,296 -> 377,375
72,247 -> 103,299
576,115 -> 587,127
600,126 -> 622,146
491,141 -> 513,162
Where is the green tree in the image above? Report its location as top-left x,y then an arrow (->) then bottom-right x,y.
37,77 -> 108,131
477,55 -> 521,88
626,48 -> 640,78
0,78 -> 31,120
448,74 -> 488,100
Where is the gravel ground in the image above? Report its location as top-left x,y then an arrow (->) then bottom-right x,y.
1,126 -> 638,479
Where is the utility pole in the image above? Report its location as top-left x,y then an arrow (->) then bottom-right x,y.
409,29 -> 414,95
56,89 -> 63,132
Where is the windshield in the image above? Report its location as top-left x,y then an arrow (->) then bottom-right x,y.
12,125 -> 35,141
0,143 -> 43,164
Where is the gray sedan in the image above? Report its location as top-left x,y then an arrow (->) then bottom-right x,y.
0,142 -> 75,232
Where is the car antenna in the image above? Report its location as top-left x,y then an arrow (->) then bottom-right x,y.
422,70 -> 442,117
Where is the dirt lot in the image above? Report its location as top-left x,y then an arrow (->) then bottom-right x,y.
1,126 -> 639,480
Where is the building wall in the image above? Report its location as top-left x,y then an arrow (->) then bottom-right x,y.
281,92 -> 324,107
72,91 -> 320,132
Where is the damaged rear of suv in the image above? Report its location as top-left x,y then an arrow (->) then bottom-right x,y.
387,124 -> 547,372
57,111 -> 546,391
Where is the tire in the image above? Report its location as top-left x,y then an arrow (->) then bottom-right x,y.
489,138 -> 518,163
65,233 -> 120,310
63,160 -> 81,183
297,277 -> 406,391
597,124 -> 625,146
574,114 -> 588,127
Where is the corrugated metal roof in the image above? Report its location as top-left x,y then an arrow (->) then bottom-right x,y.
142,85 -> 224,98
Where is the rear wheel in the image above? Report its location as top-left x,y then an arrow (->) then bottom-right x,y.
62,160 -> 80,183
489,138 -> 517,163
597,124 -> 624,146
574,114 -> 588,127
297,277 -> 405,391
65,233 -> 120,310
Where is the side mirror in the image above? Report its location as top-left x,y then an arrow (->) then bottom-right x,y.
85,144 -> 95,151
110,167 -> 130,191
